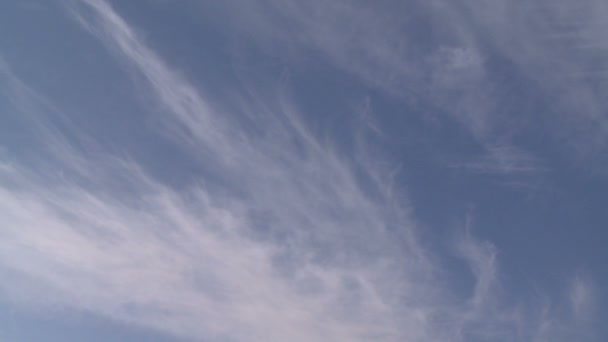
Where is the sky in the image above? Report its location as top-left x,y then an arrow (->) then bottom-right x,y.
0,0 -> 607,341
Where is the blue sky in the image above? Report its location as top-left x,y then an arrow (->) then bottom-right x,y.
1,0 -> 607,341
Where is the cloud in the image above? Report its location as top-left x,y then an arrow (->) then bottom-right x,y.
0,1 -> 596,341
570,276 -> 594,320
208,0 -> 608,172
1,3 -> 439,338
450,144 -> 545,175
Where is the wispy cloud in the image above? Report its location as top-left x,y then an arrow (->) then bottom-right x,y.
450,144 -> 545,175
570,276 -> 594,321
210,0 -> 608,173
0,1 -> 596,341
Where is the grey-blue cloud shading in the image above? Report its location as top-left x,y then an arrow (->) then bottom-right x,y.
1,0 -> 606,341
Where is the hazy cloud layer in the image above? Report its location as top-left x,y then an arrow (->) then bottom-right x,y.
0,0 -> 602,341
209,0 -> 608,171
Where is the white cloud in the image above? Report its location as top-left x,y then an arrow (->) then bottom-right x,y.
0,1 -> 596,341
209,0 -> 608,172
570,276 -> 594,320
450,144 -> 545,175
